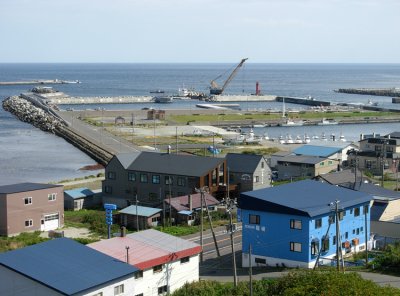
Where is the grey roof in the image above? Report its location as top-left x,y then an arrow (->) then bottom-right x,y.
0,238 -> 138,295
272,151 -> 293,157
239,180 -> 372,218
116,153 -> 141,169
316,169 -> 364,185
370,200 -> 388,221
386,132 -> 400,139
64,187 -> 95,199
126,229 -> 199,254
0,182 -> 62,194
119,205 -> 162,217
226,153 -> 267,174
117,151 -> 224,177
277,155 -> 327,165
351,183 -> 400,200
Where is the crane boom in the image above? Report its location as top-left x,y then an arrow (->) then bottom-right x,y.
210,58 -> 248,95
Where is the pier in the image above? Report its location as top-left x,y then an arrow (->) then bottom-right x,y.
276,96 -> 331,106
334,88 -> 400,97
0,79 -> 80,86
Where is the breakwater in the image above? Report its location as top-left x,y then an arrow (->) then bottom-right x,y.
2,96 -> 113,165
0,79 -> 80,86
276,96 -> 331,106
334,88 -> 400,97
48,95 -> 153,104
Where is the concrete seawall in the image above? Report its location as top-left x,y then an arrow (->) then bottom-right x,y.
2,96 -> 113,165
49,96 -> 154,105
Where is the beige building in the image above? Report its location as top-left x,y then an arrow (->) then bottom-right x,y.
0,183 -> 64,236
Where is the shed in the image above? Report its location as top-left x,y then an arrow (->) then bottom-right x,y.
119,205 -> 162,230
64,187 -> 99,210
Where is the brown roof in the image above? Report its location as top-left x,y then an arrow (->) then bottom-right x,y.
165,193 -> 220,212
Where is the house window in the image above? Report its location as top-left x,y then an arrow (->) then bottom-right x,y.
165,176 -> 173,185
338,210 -> 345,220
25,219 -> 33,227
321,237 -> 330,252
152,175 -> 160,184
356,228 -> 360,235
158,285 -> 168,295
353,229 -> 356,234
24,197 -> 32,205
177,177 -> 185,186
333,235 -> 337,245
105,185 -> 112,194
311,241 -> 319,256
290,219 -> 302,230
48,193 -> 56,201
328,161 -> 333,165
290,242 -> 302,252
180,256 -> 190,264
328,215 -> 335,225
140,174 -> 148,183
320,162 -> 325,166
254,176 -> 260,183
107,171 -> 116,180
134,270 -> 143,279
249,214 -> 260,225
261,161 -> 265,169
354,207 -> 360,217
315,218 -> 322,229
153,264 -> 163,273
363,205 -> 369,214
128,172 -> 136,181
255,257 -> 266,264
152,216 -> 160,223
114,284 -> 124,295
345,232 -> 348,239
361,227 -> 364,232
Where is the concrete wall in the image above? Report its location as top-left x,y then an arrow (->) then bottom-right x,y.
1,186 -> 64,236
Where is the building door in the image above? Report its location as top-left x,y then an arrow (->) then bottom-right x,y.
43,213 -> 59,231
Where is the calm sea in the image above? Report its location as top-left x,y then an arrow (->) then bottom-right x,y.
1,63 -> 400,185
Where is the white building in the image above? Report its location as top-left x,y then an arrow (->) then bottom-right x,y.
88,229 -> 201,296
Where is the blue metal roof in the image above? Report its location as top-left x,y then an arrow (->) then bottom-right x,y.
64,187 -> 95,199
119,205 -> 162,217
0,238 -> 138,295
178,210 -> 193,215
293,145 -> 342,158
239,180 -> 372,218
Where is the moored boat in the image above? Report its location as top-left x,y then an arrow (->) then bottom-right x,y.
153,96 -> 173,103
317,118 -> 338,125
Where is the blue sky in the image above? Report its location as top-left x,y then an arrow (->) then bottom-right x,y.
0,0 -> 399,63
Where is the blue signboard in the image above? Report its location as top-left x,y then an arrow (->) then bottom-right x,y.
104,203 -> 117,226
104,203 -> 117,210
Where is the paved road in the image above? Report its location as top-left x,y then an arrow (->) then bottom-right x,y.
56,110 -> 141,154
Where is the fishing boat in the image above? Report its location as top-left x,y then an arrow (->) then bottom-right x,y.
223,134 -> 245,145
281,118 -> 304,126
317,118 -> 338,125
245,129 -> 262,145
153,96 -> 173,103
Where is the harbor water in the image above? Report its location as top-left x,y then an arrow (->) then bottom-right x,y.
1,63 -> 400,185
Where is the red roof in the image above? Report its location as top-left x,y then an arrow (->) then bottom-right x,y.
165,193 -> 220,212
88,229 -> 201,270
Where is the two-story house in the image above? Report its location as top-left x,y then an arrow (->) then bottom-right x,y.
350,132 -> 400,175
0,183 -> 64,236
225,153 -> 272,197
239,180 -> 373,268
102,152 -> 226,208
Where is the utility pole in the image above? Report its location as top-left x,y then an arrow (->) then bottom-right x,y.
365,204 -> 369,266
161,187 -> 165,227
334,200 -> 342,272
202,189 -> 220,257
227,196 -> 238,287
249,244 -> 253,296
200,190 -> 204,262
135,194 -> 139,231
176,126 -> 178,154
381,141 -> 386,187
154,117 -> 156,151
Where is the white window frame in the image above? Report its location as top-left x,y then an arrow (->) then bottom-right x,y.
48,193 -> 57,201
114,284 -> 124,295
24,197 -> 32,205
25,219 -> 33,227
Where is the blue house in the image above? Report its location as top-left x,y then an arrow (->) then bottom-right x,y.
239,180 -> 373,268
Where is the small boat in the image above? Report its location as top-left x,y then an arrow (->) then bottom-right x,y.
312,135 -> 319,140
264,133 -> 270,140
321,132 -> 327,141
367,99 -> 378,106
153,96 -> 173,103
317,118 -> 338,125
281,118 -> 304,127
304,134 -> 311,143
295,135 -> 303,144
245,129 -> 262,145
150,89 -> 165,94
285,134 -> 294,144
339,134 -> 347,142
279,135 -> 285,144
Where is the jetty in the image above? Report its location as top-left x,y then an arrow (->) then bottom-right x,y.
0,79 -> 81,86
334,88 -> 400,97
276,96 -> 331,106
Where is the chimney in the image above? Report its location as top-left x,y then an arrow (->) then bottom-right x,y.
167,145 -> 171,154
360,134 -> 364,141
188,194 -> 193,211
388,134 -> 391,139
